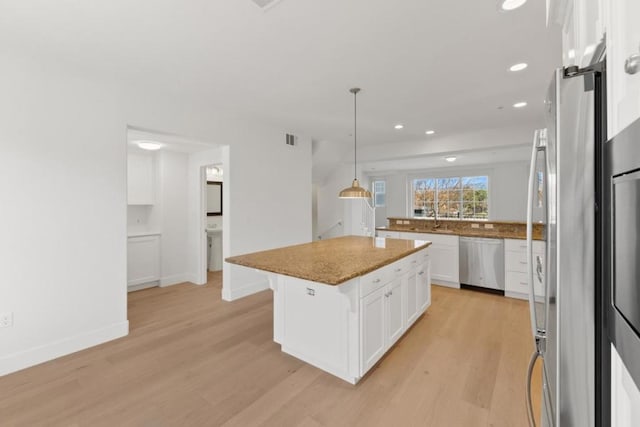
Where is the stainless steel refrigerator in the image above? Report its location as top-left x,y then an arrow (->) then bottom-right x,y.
525,55 -> 607,426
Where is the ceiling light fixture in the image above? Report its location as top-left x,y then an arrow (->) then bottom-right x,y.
339,88 -> 371,199
136,140 -> 162,151
445,156 -> 457,162
509,63 -> 528,72
425,130 -> 435,135
513,101 -> 528,108
500,0 -> 527,11
394,124 -> 404,130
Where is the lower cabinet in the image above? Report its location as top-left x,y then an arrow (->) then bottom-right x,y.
398,232 -> 459,287
127,235 -> 161,289
271,247 -> 431,384
504,238 -> 545,300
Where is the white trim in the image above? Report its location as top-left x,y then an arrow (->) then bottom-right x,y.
431,280 -> 461,289
160,273 -> 190,287
222,278 -> 269,301
0,321 -> 129,377
128,281 -> 158,292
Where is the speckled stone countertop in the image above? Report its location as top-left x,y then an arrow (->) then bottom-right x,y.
376,226 -> 544,240
225,235 -> 431,286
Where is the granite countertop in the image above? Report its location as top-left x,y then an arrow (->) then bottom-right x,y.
376,226 -> 541,240
225,235 -> 431,286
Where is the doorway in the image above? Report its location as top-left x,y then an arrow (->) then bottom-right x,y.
204,164 -> 224,285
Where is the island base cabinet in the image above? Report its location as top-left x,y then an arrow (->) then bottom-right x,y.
269,248 -> 431,384
279,276 -> 360,384
361,287 -> 387,374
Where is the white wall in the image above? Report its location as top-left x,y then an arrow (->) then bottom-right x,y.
157,151 -> 190,286
0,51 -> 312,376
362,162 -> 529,225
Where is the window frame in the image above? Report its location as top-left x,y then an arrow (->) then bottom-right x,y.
371,179 -> 386,208
406,170 -> 492,220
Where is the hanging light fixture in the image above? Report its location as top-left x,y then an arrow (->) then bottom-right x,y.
339,88 -> 372,199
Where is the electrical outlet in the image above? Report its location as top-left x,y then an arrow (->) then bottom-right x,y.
484,223 -> 494,229
471,223 -> 480,229
0,312 -> 13,328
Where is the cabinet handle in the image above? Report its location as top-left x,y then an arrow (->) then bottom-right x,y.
520,261 -> 527,265
395,268 -> 402,272
520,282 -> 528,285
389,290 -> 393,296
384,292 -> 390,298
625,50 -> 640,75
372,278 -> 381,283
306,288 -> 315,296
418,271 -> 424,275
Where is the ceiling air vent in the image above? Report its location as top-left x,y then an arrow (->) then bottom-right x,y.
250,0 -> 284,11
285,134 -> 297,146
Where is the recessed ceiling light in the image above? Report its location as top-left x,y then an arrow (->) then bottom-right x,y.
445,156 -> 457,162
136,140 -> 162,151
500,0 -> 527,11
394,124 -> 404,130
568,49 -> 576,59
509,63 -> 528,72
425,130 -> 435,135
513,101 -> 528,108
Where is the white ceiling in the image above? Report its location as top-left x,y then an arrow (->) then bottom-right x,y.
1,0 -> 560,149
127,128 -> 216,154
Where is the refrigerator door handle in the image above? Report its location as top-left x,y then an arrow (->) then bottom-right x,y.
527,130 -> 546,351
526,350 -> 541,427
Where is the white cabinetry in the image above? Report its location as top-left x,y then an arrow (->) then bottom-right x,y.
271,248 -> 431,384
127,153 -> 155,205
376,230 -> 400,238
127,235 -> 160,289
612,345 -> 640,427
607,0 -> 640,138
504,239 -> 545,300
399,232 -> 459,288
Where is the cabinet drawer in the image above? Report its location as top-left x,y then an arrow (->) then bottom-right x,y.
377,231 -> 400,239
360,265 -> 394,297
505,239 -> 528,253
505,251 -> 529,273
505,271 -> 529,295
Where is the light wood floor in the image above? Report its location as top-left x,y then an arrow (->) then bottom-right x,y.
0,273 -> 542,426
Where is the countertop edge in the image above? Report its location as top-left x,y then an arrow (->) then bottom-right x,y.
226,240 -> 432,286
376,227 -> 544,241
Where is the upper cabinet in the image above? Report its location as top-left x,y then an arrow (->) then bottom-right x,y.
548,0 -> 607,68
127,153 -> 155,205
606,0 -> 640,138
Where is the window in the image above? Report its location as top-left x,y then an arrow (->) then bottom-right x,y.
372,180 -> 386,207
411,175 -> 488,219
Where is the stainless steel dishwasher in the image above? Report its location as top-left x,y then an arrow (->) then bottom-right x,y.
459,237 -> 505,291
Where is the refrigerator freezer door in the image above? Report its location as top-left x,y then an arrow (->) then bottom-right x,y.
552,66 -> 596,426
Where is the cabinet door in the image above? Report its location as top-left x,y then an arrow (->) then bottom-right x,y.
405,270 -> 419,326
607,0 -> 640,138
361,286 -> 387,374
386,278 -> 405,346
417,259 -> 431,313
612,345 -> 640,427
127,236 -> 160,286
430,244 -> 460,284
127,153 -> 155,205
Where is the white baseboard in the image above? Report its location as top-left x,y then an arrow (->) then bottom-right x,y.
432,280 -> 461,289
222,279 -> 269,302
0,321 -> 129,377
160,273 -> 190,287
505,291 -> 528,300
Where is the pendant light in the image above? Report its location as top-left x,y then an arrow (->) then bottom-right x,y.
339,88 -> 372,199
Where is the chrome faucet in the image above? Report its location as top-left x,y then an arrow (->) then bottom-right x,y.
431,208 -> 440,229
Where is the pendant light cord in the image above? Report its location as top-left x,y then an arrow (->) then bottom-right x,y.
353,90 -> 357,180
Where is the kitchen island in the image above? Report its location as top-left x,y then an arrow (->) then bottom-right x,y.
226,235 -> 431,384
